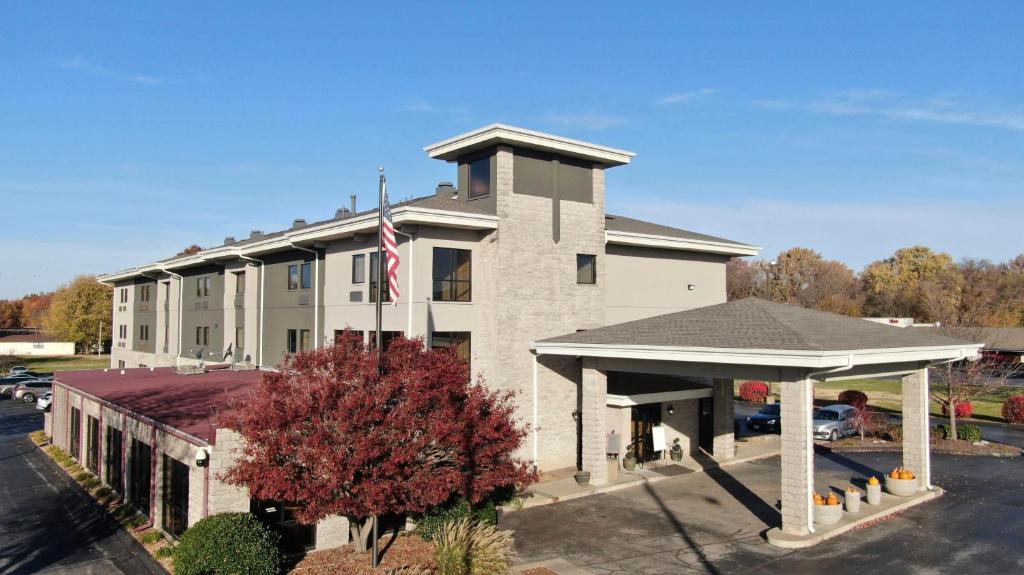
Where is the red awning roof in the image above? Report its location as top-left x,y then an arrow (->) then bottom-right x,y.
55,367 -> 262,445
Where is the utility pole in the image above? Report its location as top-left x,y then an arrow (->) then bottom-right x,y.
97,322 -> 103,356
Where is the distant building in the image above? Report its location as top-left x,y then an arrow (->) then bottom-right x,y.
0,329 -> 75,356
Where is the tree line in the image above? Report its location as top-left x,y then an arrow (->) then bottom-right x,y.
728,245 -> 1024,327
0,276 -> 112,353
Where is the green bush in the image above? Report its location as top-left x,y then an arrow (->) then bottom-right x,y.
82,477 -> 101,490
173,512 -> 280,575
415,497 -> 499,541
434,518 -> 515,575
140,530 -> 165,545
958,424 -> 983,442
155,545 -> 175,560
74,470 -> 93,482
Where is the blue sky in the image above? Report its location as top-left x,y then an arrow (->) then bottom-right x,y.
2,2 -> 1022,298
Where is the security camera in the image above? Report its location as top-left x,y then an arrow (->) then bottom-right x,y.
195,448 -> 210,468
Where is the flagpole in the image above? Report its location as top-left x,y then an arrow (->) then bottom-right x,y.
372,166 -> 384,568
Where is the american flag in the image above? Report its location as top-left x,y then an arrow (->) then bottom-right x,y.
380,177 -> 400,304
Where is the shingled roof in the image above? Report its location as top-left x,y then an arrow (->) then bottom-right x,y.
605,214 -> 753,247
539,298 -> 977,352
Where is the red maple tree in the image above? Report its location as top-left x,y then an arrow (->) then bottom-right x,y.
219,331 -> 535,550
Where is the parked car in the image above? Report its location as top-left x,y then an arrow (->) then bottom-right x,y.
812,404 -> 858,441
8,365 -> 30,376
746,403 -> 781,434
0,374 -> 42,398
36,391 -> 53,412
13,379 -> 52,403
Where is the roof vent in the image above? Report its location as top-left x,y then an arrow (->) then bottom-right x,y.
250,230 -> 264,240
436,181 -> 456,198
223,236 -> 236,245
335,207 -> 351,219
292,219 -> 307,229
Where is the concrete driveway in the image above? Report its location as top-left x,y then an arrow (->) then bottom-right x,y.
502,447 -> 1024,574
0,399 -> 166,575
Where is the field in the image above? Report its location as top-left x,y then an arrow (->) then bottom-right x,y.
739,378 -> 1017,424
11,355 -> 110,376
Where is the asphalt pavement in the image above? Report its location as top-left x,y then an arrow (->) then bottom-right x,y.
0,398 -> 166,575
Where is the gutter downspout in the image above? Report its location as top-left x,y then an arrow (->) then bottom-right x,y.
160,268 -> 184,370
921,353 -> 969,490
392,229 -> 415,336
289,244 -> 320,349
237,254 -> 265,366
803,355 -> 855,534
532,353 -> 539,468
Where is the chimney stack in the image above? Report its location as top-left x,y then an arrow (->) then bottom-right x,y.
335,207 -> 351,219
436,181 -> 455,198
350,195 -> 357,215
292,218 -> 307,229
249,230 -> 264,240
223,236 -> 236,245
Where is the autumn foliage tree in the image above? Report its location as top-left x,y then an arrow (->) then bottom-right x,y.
220,331 -> 536,551
42,276 -> 112,352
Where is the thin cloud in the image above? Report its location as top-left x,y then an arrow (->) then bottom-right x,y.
657,88 -> 719,106
397,99 -> 472,118
755,90 -> 1024,132
544,113 -> 626,131
55,56 -> 164,85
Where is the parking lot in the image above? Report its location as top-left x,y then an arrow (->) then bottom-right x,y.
0,398 -> 164,575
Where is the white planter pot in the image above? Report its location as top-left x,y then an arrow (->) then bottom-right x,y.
845,492 -> 861,513
865,483 -> 882,505
814,503 -> 843,525
885,476 -> 919,497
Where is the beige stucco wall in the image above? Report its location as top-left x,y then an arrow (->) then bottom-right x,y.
604,244 -> 728,325
0,341 -> 75,356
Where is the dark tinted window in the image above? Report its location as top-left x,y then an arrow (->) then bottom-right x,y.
469,157 -> 490,198
432,248 -> 471,302
577,254 -> 596,284
759,404 -> 780,415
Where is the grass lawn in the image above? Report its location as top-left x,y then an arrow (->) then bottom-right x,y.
738,378 -> 1014,424
16,355 -> 110,376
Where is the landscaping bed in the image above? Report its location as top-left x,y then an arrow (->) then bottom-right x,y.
291,535 -> 435,575
820,436 -> 1021,457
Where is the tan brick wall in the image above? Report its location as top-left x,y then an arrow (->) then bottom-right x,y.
580,359 -> 608,484
712,378 -> 735,461
208,429 -> 253,515
901,368 -> 930,491
662,398 -> 699,458
780,378 -> 812,535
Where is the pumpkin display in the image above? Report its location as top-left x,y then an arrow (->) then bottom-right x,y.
899,470 -> 915,480
867,476 -> 880,486
813,492 -> 824,505
890,467 -> 902,479
826,493 -> 840,506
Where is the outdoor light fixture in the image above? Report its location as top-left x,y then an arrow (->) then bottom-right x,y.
571,409 -> 581,422
667,404 -> 675,415
687,284 -> 695,291
195,448 -> 210,468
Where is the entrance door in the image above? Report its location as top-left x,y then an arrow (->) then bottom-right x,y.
252,500 -> 316,557
631,403 -> 662,462
698,397 -> 714,452
129,438 -> 152,516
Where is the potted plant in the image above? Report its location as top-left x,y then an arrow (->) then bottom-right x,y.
574,469 -> 591,486
813,491 -> 843,525
865,476 -> 882,505
669,438 -> 683,461
844,486 -> 861,513
622,445 -> 637,471
884,467 -> 919,497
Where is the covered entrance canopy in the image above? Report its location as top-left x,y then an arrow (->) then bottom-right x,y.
534,298 -> 982,538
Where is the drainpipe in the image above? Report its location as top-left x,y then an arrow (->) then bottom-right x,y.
921,354 -> 968,490
803,356 -> 855,534
392,229 -> 415,336
532,353 -> 539,468
160,268 -> 184,370
289,244 -> 320,349
237,254 -> 265,366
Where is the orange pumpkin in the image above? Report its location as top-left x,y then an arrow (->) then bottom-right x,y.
890,468 -> 901,479
826,493 -> 840,505
899,470 -> 914,480
814,493 -> 824,505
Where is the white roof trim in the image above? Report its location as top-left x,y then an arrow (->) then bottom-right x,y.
424,123 -> 636,166
532,341 -> 984,369
97,205 -> 498,282
606,388 -> 713,407
606,230 -> 761,257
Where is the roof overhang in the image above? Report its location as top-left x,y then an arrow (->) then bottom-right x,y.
424,123 -> 636,166
97,205 -> 498,282
606,230 -> 761,257
532,341 -> 984,370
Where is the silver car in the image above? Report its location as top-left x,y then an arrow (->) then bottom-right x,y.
812,404 -> 858,441
36,391 -> 53,412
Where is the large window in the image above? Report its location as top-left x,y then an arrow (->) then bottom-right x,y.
334,329 -> 364,345
352,254 -> 365,284
162,455 -> 189,537
129,438 -> 152,515
196,277 -> 211,297
195,326 -> 209,346
577,254 -> 597,284
86,416 -> 100,473
288,262 -> 312,290
105,426 -> 123,493
432,248 -> 472,302
139,325 -> 150,341
139,285 -> 151,302
469,156 -> 490,198
369,253 -> 390,303
368,331 -> 403,351
431,332 -> 471,363
235,271 -> 246,294
120,288 -> 128,304
287,329 -> 311,353
70,407 -> 81,460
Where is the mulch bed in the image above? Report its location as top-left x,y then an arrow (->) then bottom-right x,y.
821,437 -> 1021,457
290,534 -> 435,575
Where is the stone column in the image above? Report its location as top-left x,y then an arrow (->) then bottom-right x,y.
581,358 -> 608,485
712,378 -> 735,461
901,368 -> 930,491
780,378 -> 813,535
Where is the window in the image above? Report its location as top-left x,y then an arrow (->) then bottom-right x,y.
287,329 -> 311,353
469,156 -> 490,198
369,253 -> 390,303
86,416 -> 100,473
352,254 -> 365,284
139,285 -> 151,302
105,426 -> 123,493
70,407 -> 81,460
300,329 -> 311,352
334,329 -> 364,346
235,272 -> 246,294
129,438 -> 152,515
287,262 -> 312,290
288,264 -> 299,290
577,254 -> 597,284
119,324 -> 127,339
119,288 -> 128,304
236,327 -> 244,350
432,248 -> 472,302
195,326 -> 209,346
118,360 -> 126,368
162,455 -> 189,537
301,262 -> 312,290
251,500 -> 316,556
431,332 -> 471,362
368,331 -> 403,351
196,277 -> 211,297
139,325 -> 149,341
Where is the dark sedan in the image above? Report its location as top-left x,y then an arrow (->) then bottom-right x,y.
746,403 -> 781,433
